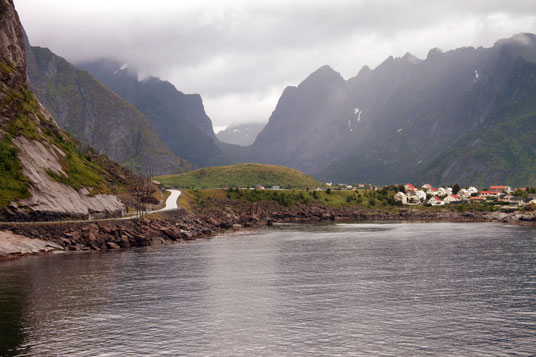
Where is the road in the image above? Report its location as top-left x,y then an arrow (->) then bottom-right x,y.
0,189 -> 181,225
151,189 -> 181,212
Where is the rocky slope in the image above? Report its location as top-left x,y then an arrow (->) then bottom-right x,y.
0,0 -> 134,221
237,34 -> 536,187
78,59 -> 228,168
25,42 -> 190,175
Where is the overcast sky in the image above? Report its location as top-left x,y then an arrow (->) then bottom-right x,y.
16,0 -> 536,131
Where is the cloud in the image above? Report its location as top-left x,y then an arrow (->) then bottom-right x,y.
15,0 -> 536,127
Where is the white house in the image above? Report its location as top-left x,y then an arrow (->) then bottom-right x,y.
407,190 -> 426,204
437,187 -> 448,197
405,183 -> 416,192
467,186 -> 479,195
443,194 -> 461,204
457,189 -> 470,198
394,192 -> 407,204
427,187 -> 438,196
428,196 -> 444,206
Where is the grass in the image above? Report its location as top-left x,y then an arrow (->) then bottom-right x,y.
181,188 -> 402,210
156,163 -> 323,189
0,137 -> 30,208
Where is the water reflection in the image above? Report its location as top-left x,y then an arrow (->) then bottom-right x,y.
0,222 -> 535,356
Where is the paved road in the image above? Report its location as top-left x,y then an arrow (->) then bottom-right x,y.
152,189 -> 181,212
0,189 -> 181,225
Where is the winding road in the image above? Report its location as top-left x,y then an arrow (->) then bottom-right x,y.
0,189 -> 181,225
151,189 -> 181,212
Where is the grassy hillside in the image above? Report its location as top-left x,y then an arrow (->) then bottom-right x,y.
421,112 -> 536,187
156,163 -> 323,189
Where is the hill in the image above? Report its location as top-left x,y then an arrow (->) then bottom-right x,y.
156,163 -> 322,189
25,42 -> 191,175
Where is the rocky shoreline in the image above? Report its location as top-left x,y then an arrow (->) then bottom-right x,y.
1,200 -> 536,259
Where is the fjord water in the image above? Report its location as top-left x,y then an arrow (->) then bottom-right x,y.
1,223 -> 535,356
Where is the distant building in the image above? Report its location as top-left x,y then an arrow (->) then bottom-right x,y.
272,185 -> 281,190
428,196 -> 444,206
394,192 -> 407,204
470,196 -> 486,202
443,194 -> 461,204
437,187 -> 448,197
489,185 -> 512,193
467,186 -> 479,195
404,183 -> 416,192
480,190 -> 500,197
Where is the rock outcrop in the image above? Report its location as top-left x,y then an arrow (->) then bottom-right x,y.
0,0 -> 133,221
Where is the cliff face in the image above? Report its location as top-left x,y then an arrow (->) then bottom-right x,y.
25,44 -> 191,175
0,0 -> 131,221
79,59 -> 228,168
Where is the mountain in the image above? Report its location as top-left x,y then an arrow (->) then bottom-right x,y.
0,0 -> 136,221
78,59 -> 227,168
25,42 -> 190,175
242,34 -> 536,187
156,163 -> 321,189
216,122 -> 265,146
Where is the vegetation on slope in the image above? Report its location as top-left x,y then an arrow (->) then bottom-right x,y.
423,112 -> 536,187
179,187 -> 401,211
157,163 -> 322,189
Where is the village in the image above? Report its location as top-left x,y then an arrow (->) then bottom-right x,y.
393,184 -> 536,208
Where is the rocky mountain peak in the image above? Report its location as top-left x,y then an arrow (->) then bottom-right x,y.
299,65 -> 344,88
402,51 -> 421,64
0,0 -> 26,90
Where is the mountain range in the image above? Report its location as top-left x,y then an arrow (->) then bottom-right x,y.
25,41 -> 191,175
77,59 -> 228,168
216,122 -> 265,146
234,33 -> 536,187
15,3 -> 536,188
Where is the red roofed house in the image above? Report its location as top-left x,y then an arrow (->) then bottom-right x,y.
480,191 -> 501,197
428,196 -> 444,206
404,183 -> 416,192
470,196 -> 486,201
443,194 -> 461,203
489,185 -> 511,193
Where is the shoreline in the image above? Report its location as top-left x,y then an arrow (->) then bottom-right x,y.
1,202 -> 535,260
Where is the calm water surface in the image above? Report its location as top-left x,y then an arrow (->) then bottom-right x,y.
1,222 -> 536,356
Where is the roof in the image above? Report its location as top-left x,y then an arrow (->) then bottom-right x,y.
470,196 -> 486,200
430,187 -> 437,192
405,183 -> 416,190
431,196 -> 441,201
490,186 -> 508,189
451,194 -> 460,199
480,191 -> 500,194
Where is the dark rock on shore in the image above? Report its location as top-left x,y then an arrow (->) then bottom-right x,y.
2,200 -> 535,258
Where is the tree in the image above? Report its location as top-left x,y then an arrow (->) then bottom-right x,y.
452,184 -> 460,194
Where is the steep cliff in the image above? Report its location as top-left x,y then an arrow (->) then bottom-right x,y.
0,0 -> 134,221
25,42 -> 191,175
78,59 -> 228,168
